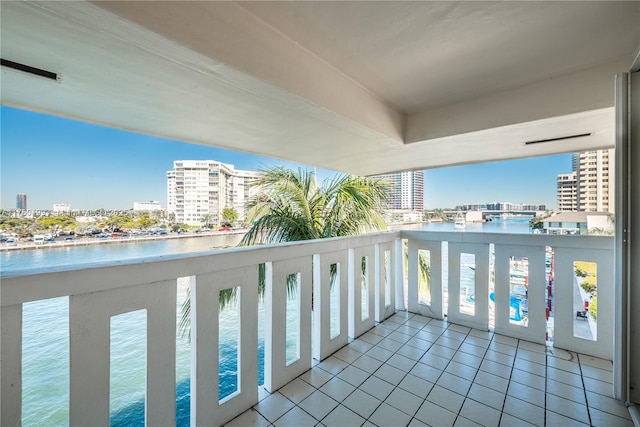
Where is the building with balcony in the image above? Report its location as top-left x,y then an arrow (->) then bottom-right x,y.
557,172 -> 578,212
373,170 -> 424,211
2,2 -> 639,426
167,160 -> 261,226
542,211 -> 613,235
557,149 -> 615,213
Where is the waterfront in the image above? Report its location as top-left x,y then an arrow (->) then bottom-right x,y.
3,218 -> 534,426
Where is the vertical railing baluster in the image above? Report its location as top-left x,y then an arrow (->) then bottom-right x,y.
146,280 -> 177,426
69,293 -> 111,426
264,257 -> 312,392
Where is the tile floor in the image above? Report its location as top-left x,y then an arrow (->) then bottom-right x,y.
225,312 -> 633,427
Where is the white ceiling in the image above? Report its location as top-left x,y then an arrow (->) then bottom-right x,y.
1,1 -> 638,176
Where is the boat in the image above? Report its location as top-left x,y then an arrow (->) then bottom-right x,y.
454,212 -> 466,229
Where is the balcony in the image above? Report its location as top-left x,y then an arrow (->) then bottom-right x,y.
2,230 -> 630,426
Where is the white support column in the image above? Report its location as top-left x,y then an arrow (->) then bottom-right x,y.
627,71 -> 640,405
614,72 -> 629,402
1,304 -> 23,426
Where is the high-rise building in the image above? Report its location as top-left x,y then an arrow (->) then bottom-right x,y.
373,170 -> 424,211
557,172 -> 577,212
556,149 -> 614,213
16,194 -> 27,210
167,160 -> 262,226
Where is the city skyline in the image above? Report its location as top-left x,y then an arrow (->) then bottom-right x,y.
2,106 -> 572,210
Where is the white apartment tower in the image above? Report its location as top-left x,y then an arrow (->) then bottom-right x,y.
556,149 -> 614,213
167,160 -> 261,226
557,171 -> 577,212
373,170 -> 424,211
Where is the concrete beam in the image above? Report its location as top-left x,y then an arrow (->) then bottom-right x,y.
406,58 -> 628,144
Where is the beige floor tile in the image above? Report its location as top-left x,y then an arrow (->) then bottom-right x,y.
352,353 -> 384,373
273,406 -> 318,427
546,378 -> 586,406
320,404 -> 366,427
342,388 -> 382,419
397,373 -> 435,399
459,398 -> 501,427
426,385 -> 465,414
436,371 -> 472,396
369,402 -> 413,426
279,377 -> 317,404
467,383 -> 506,411
414,400 -> 457,427
507,380 -> 545,408
503,395 -> 544,427
319,376 -> 356,403
589,407 -> 635,427
254,392 -> 296,422
546,394 -> 590,425
360,375 -> 396,401
384,387 -> 425,416
224,408 -> 271,427
298,390 -> 339,421
545,410 -> 589,426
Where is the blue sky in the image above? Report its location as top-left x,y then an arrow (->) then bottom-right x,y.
1,106 -> 572,210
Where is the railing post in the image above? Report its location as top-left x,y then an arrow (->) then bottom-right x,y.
394,238 -> 405,311
264,258 -> 312,392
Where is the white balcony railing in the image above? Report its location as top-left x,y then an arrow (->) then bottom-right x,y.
0,231 -> 614,426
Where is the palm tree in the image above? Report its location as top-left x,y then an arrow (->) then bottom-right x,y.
179,167 -> 429,336
240,166 -> 388,245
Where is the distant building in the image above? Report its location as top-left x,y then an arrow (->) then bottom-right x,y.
557,172 -> 577,212
542,211 -> 612,235
53,203 -> 71,213
133,201 -> 162,211
557,149 -> 614,213
167,160 -> 262,226
16,194 -> 27,210
373,170 -> 424,211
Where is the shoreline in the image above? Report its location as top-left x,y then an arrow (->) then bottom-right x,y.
0,230 -> 247,252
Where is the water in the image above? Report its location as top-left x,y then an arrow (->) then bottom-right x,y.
421,216 -> 533,233
3,219 -> 533,426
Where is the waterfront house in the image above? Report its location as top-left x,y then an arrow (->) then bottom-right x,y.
543,212 -> 613,236
2,2 -> 639,426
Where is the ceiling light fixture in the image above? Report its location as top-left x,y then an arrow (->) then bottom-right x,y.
524,133 -> 592,146
1,58 -> 59,81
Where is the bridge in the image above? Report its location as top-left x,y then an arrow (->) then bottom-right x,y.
440,210 -> 544,219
